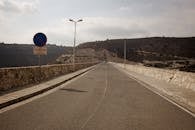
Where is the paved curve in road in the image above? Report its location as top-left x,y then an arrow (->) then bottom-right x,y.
0,63 -> 195,130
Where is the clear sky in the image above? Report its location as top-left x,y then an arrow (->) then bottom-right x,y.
0,0 -> 195,46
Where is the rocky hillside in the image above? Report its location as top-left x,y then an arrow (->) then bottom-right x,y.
78,37 -> 195,72
79,37 -> 195,60
0,43 -> 72,68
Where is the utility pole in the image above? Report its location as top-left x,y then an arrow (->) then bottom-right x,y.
124,39 -> 126,69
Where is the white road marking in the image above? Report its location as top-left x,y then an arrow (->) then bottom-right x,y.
81,64 -> 109,129
112,64 -> 195,118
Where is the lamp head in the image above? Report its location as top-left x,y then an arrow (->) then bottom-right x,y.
69,19 -> 74,22
77,19 -> 83,22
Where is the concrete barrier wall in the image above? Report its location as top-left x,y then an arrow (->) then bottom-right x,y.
0,62 -> 98,91
112,63 -> 195,91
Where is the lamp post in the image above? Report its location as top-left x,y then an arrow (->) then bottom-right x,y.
69,19 -> 83,71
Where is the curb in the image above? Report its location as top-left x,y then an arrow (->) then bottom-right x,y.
0,65 -> 97,109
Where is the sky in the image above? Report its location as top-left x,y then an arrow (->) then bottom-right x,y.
0,0 -> 195,46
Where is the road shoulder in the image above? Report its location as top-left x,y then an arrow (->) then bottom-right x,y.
111,62 -> 195,117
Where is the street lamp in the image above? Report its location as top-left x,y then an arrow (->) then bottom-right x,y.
69,19 -> 83,71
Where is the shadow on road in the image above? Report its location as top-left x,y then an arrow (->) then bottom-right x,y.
60,88 -> 88,93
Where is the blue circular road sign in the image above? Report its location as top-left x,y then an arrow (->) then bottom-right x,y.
33,33 -> 47,47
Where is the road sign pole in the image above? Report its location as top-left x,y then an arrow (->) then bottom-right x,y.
33,32 -> 47,66
38,55 -> 41,82
33,32 -> 47,83
38,55 -> 41,66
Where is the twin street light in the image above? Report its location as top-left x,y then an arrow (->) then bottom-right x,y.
69,19 -> 83,71
68,19 -> 126,70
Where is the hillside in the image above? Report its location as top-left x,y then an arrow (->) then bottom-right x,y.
1,37 -> 194,72
0,43 -> 72,68
78,37 -> 195,72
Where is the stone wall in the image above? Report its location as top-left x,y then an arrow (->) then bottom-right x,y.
112,62 -> 195,91
0,62 -> 97,91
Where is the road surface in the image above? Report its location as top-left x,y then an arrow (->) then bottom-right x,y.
0,63 -> 195,130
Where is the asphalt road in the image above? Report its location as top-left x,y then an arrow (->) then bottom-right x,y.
0,63 -> 195,130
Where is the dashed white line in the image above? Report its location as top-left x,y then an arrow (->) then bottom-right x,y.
81,64 -> 109,129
